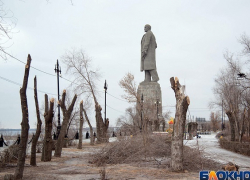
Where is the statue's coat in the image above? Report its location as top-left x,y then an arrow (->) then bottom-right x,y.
141,30 -> 157,71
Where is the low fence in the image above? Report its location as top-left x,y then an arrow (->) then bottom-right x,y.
219,139 -> 250,156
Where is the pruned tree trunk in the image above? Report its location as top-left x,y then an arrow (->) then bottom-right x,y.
30,76 -> 42,166
6,55 -> 31,180
95,102 -> 109,143
41,94 -> 54,161
83,108 -> 95,145
54,90 -> 77,157
235,115 -> 240,141
170,77 -> 190,172
239,108 -> 246,142
247,109 -> 250,138
226,111 -> 236,141
78,101 -> 84,149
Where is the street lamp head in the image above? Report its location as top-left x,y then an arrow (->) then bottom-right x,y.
104,80 -> 108,90
237,73 -> 246,80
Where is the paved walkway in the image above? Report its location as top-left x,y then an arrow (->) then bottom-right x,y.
184,133 -> 250,170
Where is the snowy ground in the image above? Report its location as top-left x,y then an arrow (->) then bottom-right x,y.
184,132 -> 250,171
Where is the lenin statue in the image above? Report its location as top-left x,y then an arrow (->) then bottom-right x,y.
141,24 -> 159,82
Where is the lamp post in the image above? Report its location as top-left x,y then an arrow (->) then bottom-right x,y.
104,80 -> 108,121
140,94 -> 144,132
221,100 -> 223,131
155,99 -> 161,131
54,60 -> 61,139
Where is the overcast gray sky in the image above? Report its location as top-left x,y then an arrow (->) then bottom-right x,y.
1,0 -> 249,129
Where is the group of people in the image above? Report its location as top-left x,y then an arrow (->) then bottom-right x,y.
84,131 -> 132,139
0,134 -> 20,147
84,131 -> 126,139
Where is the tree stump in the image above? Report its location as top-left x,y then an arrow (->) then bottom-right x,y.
170,77 -> 190,171
30,76 -> 42,166
41,95 -> 54,162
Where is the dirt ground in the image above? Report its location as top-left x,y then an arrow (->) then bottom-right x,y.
0,142 -> 201,180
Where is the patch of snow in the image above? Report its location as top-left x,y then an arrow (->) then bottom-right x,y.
184,132 -> 250,170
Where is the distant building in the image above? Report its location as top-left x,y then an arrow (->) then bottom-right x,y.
196,117 -> 210,131
196,117 -> 206,123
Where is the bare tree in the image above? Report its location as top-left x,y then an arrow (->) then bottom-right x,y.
41,95 -> 54,161
54,90 -> 77,157
214,34 -> 250,141
170,77 -> 190,171
116,107 -> 139,135
62,48 -> 109,143
30,76 -> 42,166
119,73 -> 143,133
238,33 -> 250,58
212,58 -> 244,141
119,73 -> 139,103
0,1 -> 16,60
210,112 -> 220,132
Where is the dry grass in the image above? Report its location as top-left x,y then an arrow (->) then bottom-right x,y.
183,146 -> 222,172
91,135 -> 171,166
0,145 -> 19,167
91,135 -> 222,172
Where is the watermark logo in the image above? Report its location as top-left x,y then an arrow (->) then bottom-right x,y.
200,170 -> 250,180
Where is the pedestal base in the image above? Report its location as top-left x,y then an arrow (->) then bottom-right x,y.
137,81 -> 163,131
137,81 -> 162,104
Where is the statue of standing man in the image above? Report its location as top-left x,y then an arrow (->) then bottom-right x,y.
141,24 -> 159,82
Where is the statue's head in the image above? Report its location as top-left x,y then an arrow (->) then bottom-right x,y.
144,24 -> 151,32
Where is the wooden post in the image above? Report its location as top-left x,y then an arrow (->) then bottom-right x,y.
170,77 -> 190,171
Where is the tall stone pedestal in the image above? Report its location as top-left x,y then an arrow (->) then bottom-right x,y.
136,81 -> 163,131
